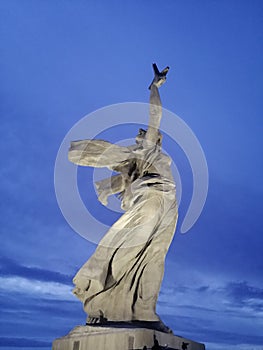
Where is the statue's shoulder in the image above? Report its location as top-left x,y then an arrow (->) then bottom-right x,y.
159,152 -> 172,165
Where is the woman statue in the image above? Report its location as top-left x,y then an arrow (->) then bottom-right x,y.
68,64 -> 178,331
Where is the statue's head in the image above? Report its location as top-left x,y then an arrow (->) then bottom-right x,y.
136,128 -> 162,146
136,128 -> 147,144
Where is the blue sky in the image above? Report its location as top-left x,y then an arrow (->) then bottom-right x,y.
1,1 -> 263,349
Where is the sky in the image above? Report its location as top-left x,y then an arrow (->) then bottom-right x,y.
0,1 -> 263,349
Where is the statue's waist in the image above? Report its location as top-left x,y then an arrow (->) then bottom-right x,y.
121,175 -> 176,210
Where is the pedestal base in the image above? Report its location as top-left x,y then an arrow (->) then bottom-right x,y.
52,325 -> 205,350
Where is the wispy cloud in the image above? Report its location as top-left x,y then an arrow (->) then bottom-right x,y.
157,271 -> 263,348
0,257 -> 72,285
0,337 -> 50,348
205,343 -> 263,350
0,257 -> 77,301
0,288 -> 85,341
0,276 -> 74,301
225,281 -> 263,311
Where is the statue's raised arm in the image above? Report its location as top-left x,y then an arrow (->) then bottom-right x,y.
145,63 -> 169,146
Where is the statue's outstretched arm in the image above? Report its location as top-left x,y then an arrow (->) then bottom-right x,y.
68,139 -> 131,170
146,63 -> 169,145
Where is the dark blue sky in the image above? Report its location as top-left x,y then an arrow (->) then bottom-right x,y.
1,1 -> 263,349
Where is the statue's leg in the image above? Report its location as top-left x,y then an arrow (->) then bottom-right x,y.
132,257 -> 164,321
81,194 -> 165,322
76,192 -> 177,323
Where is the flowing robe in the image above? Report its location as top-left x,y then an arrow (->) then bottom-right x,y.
68,139 -> 178,322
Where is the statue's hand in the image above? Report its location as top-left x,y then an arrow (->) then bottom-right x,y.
149,63 -> 170,89
98,193 -> 108,206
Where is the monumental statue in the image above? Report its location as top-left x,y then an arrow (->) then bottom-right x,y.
68,64 -> 177,329
52,64 -> 205,350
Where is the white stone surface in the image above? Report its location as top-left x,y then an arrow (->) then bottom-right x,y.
67,76 -> 178,323
52,325 -> 205,350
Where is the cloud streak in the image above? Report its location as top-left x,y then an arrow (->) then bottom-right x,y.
0,337 -> 50,348
0,257 -> 72,285
157,273 -> 263,348
225,281 -> 263,310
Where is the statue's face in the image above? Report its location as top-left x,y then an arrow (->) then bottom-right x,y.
136,128 -> 163,146
136,128 -> 147,144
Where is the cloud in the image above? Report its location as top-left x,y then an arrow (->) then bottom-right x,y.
0,276 -> 74,301
0,257 -> 78,303
0,337 -> 50,347
196,285 -> 210,292
157,274 -> 263,349
0,290 -> 85,340
225,281 -> 263,310
1,293 -> 80,317
0,291 -> 84,330
0,258 -> 85,340
163,313 -> 263,347
0,256 -> 73,285
205,343 -> 263,350
196,329 -> 263,346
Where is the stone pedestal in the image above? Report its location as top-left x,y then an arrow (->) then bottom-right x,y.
52,325 -> 205,350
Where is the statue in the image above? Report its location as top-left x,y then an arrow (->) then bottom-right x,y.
68,64 -> 178,332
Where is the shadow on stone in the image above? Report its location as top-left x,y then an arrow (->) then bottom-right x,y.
86,320 -> 173,334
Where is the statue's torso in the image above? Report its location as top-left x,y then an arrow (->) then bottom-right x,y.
120,148 -> 176,210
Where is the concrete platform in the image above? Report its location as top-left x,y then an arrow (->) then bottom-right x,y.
52,325 -> 205,350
